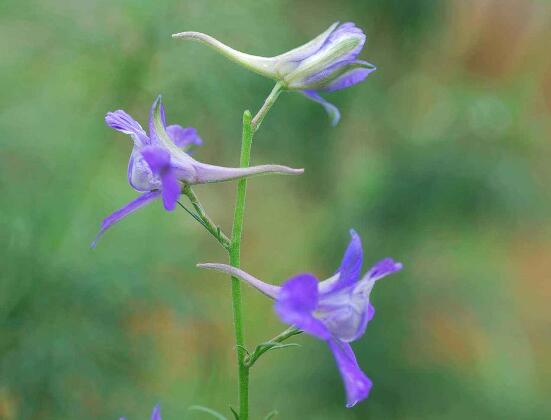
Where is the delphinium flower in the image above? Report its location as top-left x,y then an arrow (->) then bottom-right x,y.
173,22 -> 376,126
92,96 -> 303,246
198,230 -> 402,407
120,403 -> 161,420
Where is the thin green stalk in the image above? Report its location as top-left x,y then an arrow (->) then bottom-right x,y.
229,83 -> 283,420
251,82 -> 283,130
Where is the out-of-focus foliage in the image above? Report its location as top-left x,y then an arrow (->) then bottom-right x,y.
1,0 -> 550,419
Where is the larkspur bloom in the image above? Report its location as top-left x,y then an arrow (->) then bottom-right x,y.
120,404 -> 161,420
92,96 -> 303,247
173,22 -> 376,125
198,230 -> 402,407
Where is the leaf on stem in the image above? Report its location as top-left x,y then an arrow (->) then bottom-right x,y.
230,406 -> 240,420
236,344 -> 250,357
264,410 -> 279,420
245,341 -> 301,367
189,405 -> 228,420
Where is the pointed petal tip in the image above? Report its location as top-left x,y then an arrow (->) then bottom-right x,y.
90,227 -> 107,249
151,403 -> 162,420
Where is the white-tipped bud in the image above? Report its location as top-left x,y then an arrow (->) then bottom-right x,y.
172,22 -> 375,92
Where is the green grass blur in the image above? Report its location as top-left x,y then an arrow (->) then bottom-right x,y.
1,0 -> 551,418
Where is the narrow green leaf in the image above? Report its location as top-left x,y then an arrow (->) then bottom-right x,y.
264,409 -> 279,420
177,201 -> 208,229
262,342 -> 301,351
188,405 -> 227,420
229,406 -> 240,420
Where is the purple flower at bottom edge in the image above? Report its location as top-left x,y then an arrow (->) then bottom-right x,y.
120,404 -> 161,420
92,96 -> 303,247
197,230 -> 402,407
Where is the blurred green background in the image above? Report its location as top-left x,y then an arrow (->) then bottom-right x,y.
2,0 -> 551,419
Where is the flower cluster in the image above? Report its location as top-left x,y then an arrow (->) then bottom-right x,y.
96,20 -> 399,418
199,230 -> 402,407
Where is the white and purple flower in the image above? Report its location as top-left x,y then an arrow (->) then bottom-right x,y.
93,96 -> 303,247
198,230 -> 402,407
173,22 -> 376,125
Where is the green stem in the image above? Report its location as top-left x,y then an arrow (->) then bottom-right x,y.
251,82 -> 283,130
229,83 -> 283,420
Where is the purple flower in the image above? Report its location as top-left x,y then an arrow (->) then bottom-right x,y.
120,403 -> 161,420
173,22 -> 376,125
198,230 -> 402,407
92,96 -> 303,247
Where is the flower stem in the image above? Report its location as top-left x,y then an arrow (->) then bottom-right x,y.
251,82 -> 283,130
229,83 -> 283,420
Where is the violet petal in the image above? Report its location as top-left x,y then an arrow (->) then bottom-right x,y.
141,146 -> 180,211
105,110 -> 149,147
148,95 -> 166,145
141,146 -> 171,172
327,338 -> 372,407
275,274 -> 331,339
166,125 -> 203,148
302,90 -> 341,126
366,258 -> 403,282
323,61 -> 376,92
325,229 -> 363,293
151,404 -> 161,420
323,22 -> 366,63
91,191 -> 161,248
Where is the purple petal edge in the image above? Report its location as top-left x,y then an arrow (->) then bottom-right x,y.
151,404 -> 161,420
91,191 -> 161,248
141,146 -> 180,211
367,258 -> 403,282
166,125 -> 203,148
327,339 -> 372,408
148,95 -> 165,144
159,171 -> 180,211
105,110 -> 149,147
302,90 -> 341,126
327,229 -> 363,293
324,61 -> 376,93
275,274 -> 331,340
